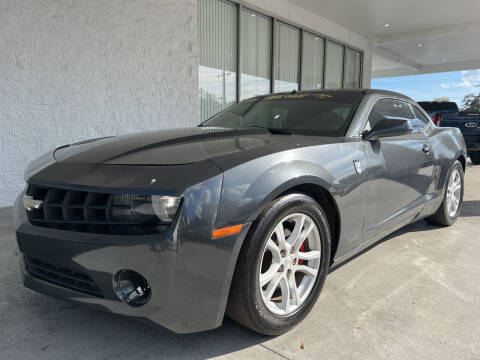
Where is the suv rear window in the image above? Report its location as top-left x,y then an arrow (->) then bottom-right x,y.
417,101 -> 459,113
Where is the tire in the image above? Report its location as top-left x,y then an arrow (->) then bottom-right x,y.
227,193 -> 331,335
470,152 -> 480,165
426,160 -> 464,226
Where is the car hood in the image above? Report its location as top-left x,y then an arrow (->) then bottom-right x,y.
53,127 -> 346,168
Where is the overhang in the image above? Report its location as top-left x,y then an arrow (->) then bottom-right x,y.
290,0 -> 480,78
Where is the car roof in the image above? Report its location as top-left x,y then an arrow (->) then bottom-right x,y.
256,88 -> 415,103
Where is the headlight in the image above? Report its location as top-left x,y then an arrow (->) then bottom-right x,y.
107,194 -> 181,234
131,195 -> 181,225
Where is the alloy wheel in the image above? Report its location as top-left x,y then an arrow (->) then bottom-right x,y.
259,213 -> 321,316
446,168 -> 462,218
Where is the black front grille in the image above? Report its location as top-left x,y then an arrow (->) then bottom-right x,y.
24,255 -> 103,297
25,185 -> 164,234
463,134 -> 480,145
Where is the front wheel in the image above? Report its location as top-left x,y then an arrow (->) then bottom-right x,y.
426,160 -> 464,226
227,194 -> 331,335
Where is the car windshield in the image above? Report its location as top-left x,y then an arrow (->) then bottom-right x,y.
202,92 -> 364,137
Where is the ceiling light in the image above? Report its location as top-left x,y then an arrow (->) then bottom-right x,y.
416,42 -> 424,47
441,57 -> 447,62
251,13 -> 256,17
314,37 -> 319,40
383,23 -> 390,27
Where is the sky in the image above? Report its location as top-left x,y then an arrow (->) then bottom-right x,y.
371,69 -> 480,107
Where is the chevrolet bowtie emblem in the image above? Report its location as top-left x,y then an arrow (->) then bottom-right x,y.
23,195 -> 43,211
353,159 -> 362,174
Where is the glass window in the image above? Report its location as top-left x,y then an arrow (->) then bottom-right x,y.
202,91 -> 364,137
274,22 -> 300,93
199,0 -> 237,121
198,1 -> 364,120
417,101 -> 458,113
411,106 -> 431,132
413,106 -> 431,125
344,48 -> 361,88
301,33 -> 324,90
241,9 -> 272,100
324,41 -> 344,89
367,99 -> 414,129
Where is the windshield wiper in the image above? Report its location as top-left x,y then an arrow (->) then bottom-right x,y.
245,126 -> 293,135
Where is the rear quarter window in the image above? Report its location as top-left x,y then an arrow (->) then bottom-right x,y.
411,106 -> 431,132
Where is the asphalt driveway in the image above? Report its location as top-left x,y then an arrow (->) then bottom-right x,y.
1,162 -> 479,360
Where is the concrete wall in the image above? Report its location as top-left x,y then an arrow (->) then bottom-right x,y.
0,0 -> 199,207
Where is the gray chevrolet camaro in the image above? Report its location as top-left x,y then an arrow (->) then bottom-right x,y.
14,89 -> 467,335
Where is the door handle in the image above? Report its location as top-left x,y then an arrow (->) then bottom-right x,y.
422,143 -> 431,153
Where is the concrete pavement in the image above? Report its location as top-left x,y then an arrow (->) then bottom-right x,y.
1,162 -> 479,360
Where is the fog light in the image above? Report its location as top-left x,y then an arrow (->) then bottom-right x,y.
113,269 -> 151,307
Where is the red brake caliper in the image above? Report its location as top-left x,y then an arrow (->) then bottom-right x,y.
298,243 -> 305,264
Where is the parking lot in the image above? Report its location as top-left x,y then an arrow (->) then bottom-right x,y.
1,162 -> 479,360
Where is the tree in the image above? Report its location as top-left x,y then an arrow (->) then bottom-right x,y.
461,93 -> 480,112
433,97 -> 451,102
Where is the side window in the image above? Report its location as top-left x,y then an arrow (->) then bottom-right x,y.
412,106 -> 431,131
366,98 -> 414,130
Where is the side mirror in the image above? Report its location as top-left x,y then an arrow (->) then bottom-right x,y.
363,116 -> 413,141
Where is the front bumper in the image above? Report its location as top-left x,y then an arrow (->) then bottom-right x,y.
464,134 -> 480,152
14,192 -> 251,334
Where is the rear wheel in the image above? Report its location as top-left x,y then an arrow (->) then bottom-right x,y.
426,160 -> 464,226
227,194 -> 331,335
470,151 -> 480,165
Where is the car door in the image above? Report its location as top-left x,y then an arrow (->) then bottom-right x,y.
362,98 -> 434,238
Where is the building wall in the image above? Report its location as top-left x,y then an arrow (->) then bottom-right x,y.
0,0 -> 371,207
0,0 -> 200,207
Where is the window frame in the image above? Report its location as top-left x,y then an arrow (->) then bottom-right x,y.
361,97 -> 418,135
199,0 -> 239,121
236,0 -> 364,91
343,47 -> 362,88
301,31 -> 325,91
324,39 -> 345,89
200,0 -> 364,121
239,7 -> 272,100
273,21 -> 302,93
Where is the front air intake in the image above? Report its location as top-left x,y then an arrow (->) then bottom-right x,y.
24,255 -> 103,297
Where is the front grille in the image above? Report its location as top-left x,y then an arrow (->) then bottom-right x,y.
24,255 -> 103,297
463,134 -> 480,144
25,185 -> 165,235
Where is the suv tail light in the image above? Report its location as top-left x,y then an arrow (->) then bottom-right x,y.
432,114 -> 441,125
